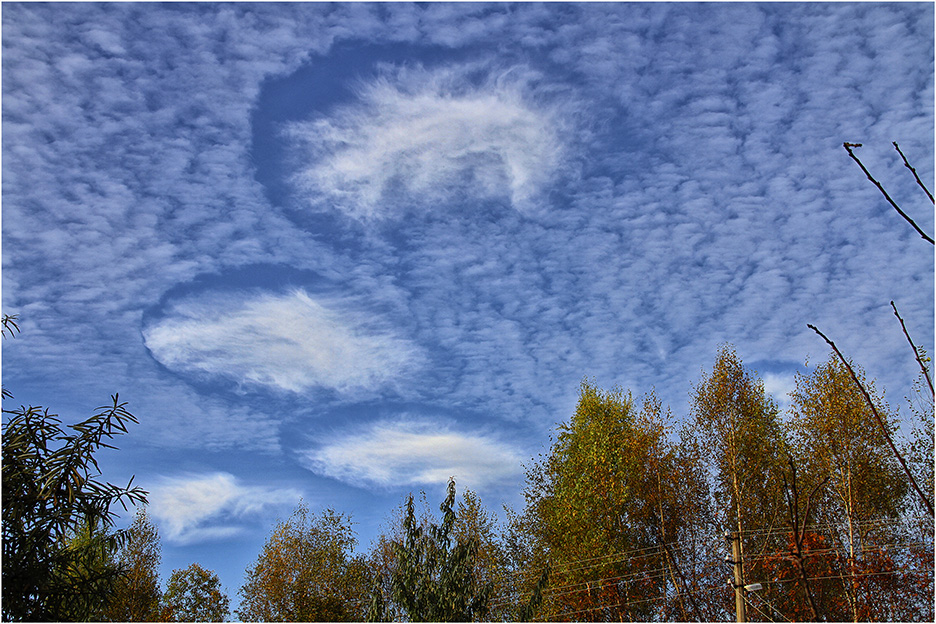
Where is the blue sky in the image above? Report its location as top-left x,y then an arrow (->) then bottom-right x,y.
3,2 -> 933,612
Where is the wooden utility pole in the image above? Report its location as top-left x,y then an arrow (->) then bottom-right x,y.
727,531 -> 746,623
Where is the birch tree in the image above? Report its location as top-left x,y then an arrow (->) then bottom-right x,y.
238,503 -> 368,622
689,345 -> 787,590
101,507 -> 162,622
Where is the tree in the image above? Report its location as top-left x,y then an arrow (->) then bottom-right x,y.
788,354 -> 915,621
514,381 -> 686,621
101,507 -> 162,621
452,489 -> 514,621
646,397 -> 724,622
688,345 -> 787,593
2,394 -> 147,621
367,478 -> 493,622
237,502 -> 368,622
904,352 -> 934,520
162,563 -> 230,622
809,142 -> 935,518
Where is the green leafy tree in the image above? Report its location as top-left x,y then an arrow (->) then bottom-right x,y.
2,394 -> 147,621
162,563 -> 230,622
237,502 -> 368,622
367,478 -> 493,622
101,507 -> 162,621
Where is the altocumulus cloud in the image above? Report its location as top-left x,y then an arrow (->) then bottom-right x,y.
142,289 -> 423,394
288,62 -> 570,220
303,419 -> 524,489
149,472 -> 300,544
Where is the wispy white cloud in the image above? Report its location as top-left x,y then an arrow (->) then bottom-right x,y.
143,289 -> 424,395
288,62 -> 571,220
149,472 -> 300,544
303,419 -> 524,489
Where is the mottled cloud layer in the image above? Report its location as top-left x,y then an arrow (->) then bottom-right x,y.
1,3 -> 931,559
143,290 -> 423,394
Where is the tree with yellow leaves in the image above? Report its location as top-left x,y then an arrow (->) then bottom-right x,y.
789,354 -> 914,621
162,562 -> 230,622
688,345 -> 787,593
516,381 -> 688,621
237,503 -> 368,622
100,507 -> 162,622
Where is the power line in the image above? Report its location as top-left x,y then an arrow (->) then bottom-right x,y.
739,574 -> 794,623
527,541 -> 674,575
735,516 -> 933,538
757,567 -> 930,586
743,539 -> 933,564
546,589 -> 665,621
542,567 -> 671,600
742,595 -> 779,623
486,524 -> 932,619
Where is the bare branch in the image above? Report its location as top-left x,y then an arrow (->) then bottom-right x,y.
893,142 -> 934,205
2,314 -> 20,339
843,142 -> 934,244
782,456 -> 824,622
807,323 -> 934,517
890,300 -> 934,399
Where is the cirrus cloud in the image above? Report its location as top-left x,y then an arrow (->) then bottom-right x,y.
302,418 -> 524,489
142,289 -> 423,394
148,472 -> 300,544
288,62 -> 571,220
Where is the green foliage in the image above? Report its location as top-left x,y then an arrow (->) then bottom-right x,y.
237,502 -> 368,622
162,563 -> 230,622
2,395 -> 147,621
367,478 -> 493,622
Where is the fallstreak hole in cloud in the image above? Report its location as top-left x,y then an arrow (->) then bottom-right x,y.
303,419 -> 524,489
143,289 -> 423,394
288,63 -> 568,220
763,371 -> 796,408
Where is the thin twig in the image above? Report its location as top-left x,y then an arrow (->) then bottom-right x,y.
807,323 -> 934,517
655,525 -> 705,621
843,142 -> 934,244
781,457 -> 822,621
893,142 -> 934,204
890,300 -> 934,399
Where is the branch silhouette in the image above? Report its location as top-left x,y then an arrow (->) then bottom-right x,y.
893,142 -> 934,204
807,323 -> 934,517
890,300 -> 934,399
843,142 -> 934,244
